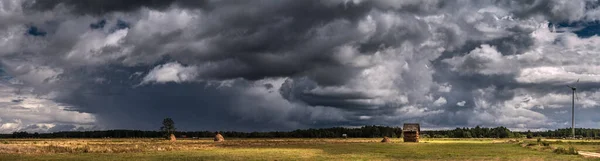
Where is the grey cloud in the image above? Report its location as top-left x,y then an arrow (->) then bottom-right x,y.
47,124 -> 76,132
2,0 -> 600,132
443,44 -> 518,75
495,0 -> 587,22
25,0 -> 180,15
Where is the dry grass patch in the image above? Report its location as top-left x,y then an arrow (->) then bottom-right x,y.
0,138 -> 218,154
0,138 -> 595,161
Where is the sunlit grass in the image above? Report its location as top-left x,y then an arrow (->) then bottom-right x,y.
0,138 -> 595,161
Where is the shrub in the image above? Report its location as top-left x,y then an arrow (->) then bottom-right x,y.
537,138 -> 541,143
541,142 -> 550,146
554,147 -> 567,154
2,141 -> 7,144
554,147 -> 578,155
569,147 -> 578,155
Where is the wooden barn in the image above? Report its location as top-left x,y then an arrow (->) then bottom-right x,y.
403,123 -> 420,142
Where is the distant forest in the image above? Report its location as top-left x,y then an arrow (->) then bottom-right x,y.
3,126 -> 600,139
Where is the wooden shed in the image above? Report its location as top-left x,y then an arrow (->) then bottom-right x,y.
403,123 -> 420,142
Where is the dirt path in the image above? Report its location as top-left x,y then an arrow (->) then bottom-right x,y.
578,151 -> 600,158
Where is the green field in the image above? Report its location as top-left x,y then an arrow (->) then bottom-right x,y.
0,138 -> 596,161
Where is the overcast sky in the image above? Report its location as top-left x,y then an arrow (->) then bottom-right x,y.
1,0 -> 600,133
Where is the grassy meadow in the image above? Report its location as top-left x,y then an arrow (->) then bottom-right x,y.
0,138 -> 598,161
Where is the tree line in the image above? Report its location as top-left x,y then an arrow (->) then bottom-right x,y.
2,125 -> 401,138
423,126 -> 524,138
423,126 -> 600,139
3,126 -> 600,139
526,128 -> 600,138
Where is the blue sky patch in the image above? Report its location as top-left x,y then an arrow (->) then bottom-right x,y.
109,20 -> 130,32
90,19 -> 107,29
549,21 -> 600,38
26,26 -> 46,36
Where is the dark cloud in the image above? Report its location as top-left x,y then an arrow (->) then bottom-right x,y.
11,99 -> 23,103
2,0 -> 600,133
25,0 -> 180,15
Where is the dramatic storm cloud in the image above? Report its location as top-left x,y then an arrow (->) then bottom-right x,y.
2,0 -> 600,133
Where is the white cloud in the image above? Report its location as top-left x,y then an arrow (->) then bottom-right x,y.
457,101 -> 466,106
468,88 -> 550,129
140,62 -> 199,85
555,110 -> 568,114
443,44 -> 517,75
514,25 -> 600,85
394,105 -> 444,119
516,66 -> 600,84
359,116 -> 372,120
0,121 -> 21,133
0,63 -> 63,85
0,82 -> 96,133
433,97 -> 447,107
438,83 -> 452,93
65,28 -> 131,65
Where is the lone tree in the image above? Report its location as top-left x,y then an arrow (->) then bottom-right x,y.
160,118 -> 176,139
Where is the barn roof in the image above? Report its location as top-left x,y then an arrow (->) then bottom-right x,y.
403,123 -> 420,132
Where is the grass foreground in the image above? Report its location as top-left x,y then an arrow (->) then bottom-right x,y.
0,138 -> 596,161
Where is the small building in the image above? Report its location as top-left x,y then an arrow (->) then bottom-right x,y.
403,123 -> 420,142
342,134 -> 347,139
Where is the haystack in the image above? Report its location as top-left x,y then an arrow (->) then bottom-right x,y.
169,134 -> 176,141
214,132 -> 224,142
381,136 -> 391,143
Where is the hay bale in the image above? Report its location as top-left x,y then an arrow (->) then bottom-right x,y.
214,132 -> 224,142
169,134 -> 176,141
381,136 -> 391,143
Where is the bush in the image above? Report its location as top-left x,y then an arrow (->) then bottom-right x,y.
569,147 -> 578,155
554,147 -> 578,155
537,138 -> 541,143
542,141 -> 550,146
554,147 -> 567,154
2,141 -> 7,144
